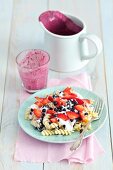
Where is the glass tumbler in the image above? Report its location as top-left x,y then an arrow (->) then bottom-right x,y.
16,49 -> 50,93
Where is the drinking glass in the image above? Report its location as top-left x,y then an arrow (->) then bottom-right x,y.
16,49 -> 50,93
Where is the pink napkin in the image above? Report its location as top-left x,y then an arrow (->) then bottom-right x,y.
14,73 -> 104,164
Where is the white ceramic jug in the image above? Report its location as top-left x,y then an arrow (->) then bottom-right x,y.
39,12 -> 102,72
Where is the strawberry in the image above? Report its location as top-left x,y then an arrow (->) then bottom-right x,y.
75,105 -> 84,111
47,109 -> 56,115
66,111 -> 80,119
62,94 -> 77,100
35,97 -> 44,102
41,98 -> 49,105
35,97 -> 49,107
75,98 -> 84,105
33,109 -> 42,118
57,114 -> 69,121
79,112 -> 85,119
63,87 -> 78,97
35,96 -> 41,100
50,117 -> 58,123
79,112 -> 89,123
82,99 -> 91,104
35,101 -> 43,108
53,98 -> 66,107
35,97 -> 44,107
63,87 -> 72,94
48,96 -> 54,102
59,99 -> 66,106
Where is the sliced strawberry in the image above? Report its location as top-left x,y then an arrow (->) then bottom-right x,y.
48,96 -> 54,102
35,97 -> 49,107
63,87 -> 72,94
82,99 -> 91,104
59,99 -> 66,106
75,105 -> 84,111
57,114 -> 69,121
79,112 -> 89,123
35,97 -> 44,102
79,111 -> 85,119
66,111 -> 80,119
33,109 -> 42,118
53,97 -> 61,102
75,98 -> 84,105
62,94 -> 77,100
35,101 -> 43,108
63,87 -> 78,97
47,109 -> 56,115
42,98 -> 49,105
50,117 -> 58,123
53,98 -> 66,107
35,96 -> 40,100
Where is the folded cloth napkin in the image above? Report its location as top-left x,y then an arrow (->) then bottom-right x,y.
14,73 -> 104,164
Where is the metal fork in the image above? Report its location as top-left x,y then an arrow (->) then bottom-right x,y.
70,99 -> 103,151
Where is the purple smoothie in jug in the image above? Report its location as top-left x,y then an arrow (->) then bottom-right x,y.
39,11 -> 82,36
16,49 -> 50,92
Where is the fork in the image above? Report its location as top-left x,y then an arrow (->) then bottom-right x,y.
70,99 -> 103,151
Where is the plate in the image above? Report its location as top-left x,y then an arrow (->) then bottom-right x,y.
18,86 -> 107,143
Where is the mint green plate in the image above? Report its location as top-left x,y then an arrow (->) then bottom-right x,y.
18,86 -> 107,143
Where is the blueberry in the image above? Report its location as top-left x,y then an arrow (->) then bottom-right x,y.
70,119 -> 73,122
49,107 -> 53,110
60,106 -> 63,110
37,125 -> 45,132
66,101 -> 70,105
37,128 -> 42,132
57,106 -> 62,112
76,117 -> 82,122
62,108 -> 66,111
54,108 -> 58,111
53,101 -> 58,106
40,125 -> 44,128
63,125 -> 66,129
44,105 -> 49,108
80,129 -> 83,133
73,100 -> 78,105
84,112 -> 88,115
30,112 -> 32,115
53,94 -> 58,98
71,108 -> 75,112
54,114 -> 57,117
31,108 -> 33,111
34,126 -> 37,130
42,109 -> 46,112
41,113 -> 45,118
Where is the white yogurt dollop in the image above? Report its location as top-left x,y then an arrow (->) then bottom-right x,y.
58,118 -> 76,131
29,104 -> 38,109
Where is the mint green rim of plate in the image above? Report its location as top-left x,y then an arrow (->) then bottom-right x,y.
18,86 -> 107,143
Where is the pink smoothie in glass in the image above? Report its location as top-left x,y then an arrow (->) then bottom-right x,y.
16,49 -> 50,92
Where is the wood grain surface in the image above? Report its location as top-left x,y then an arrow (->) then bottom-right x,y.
0,0 -> 113,169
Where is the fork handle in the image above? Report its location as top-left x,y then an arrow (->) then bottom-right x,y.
70,119 -> 93,151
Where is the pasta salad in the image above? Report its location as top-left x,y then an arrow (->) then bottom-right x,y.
25,87 -> 98,136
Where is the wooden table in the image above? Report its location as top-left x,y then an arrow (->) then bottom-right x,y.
0,0 -> 113,169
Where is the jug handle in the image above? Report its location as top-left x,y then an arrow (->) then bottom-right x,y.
79,33 -> 102,60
